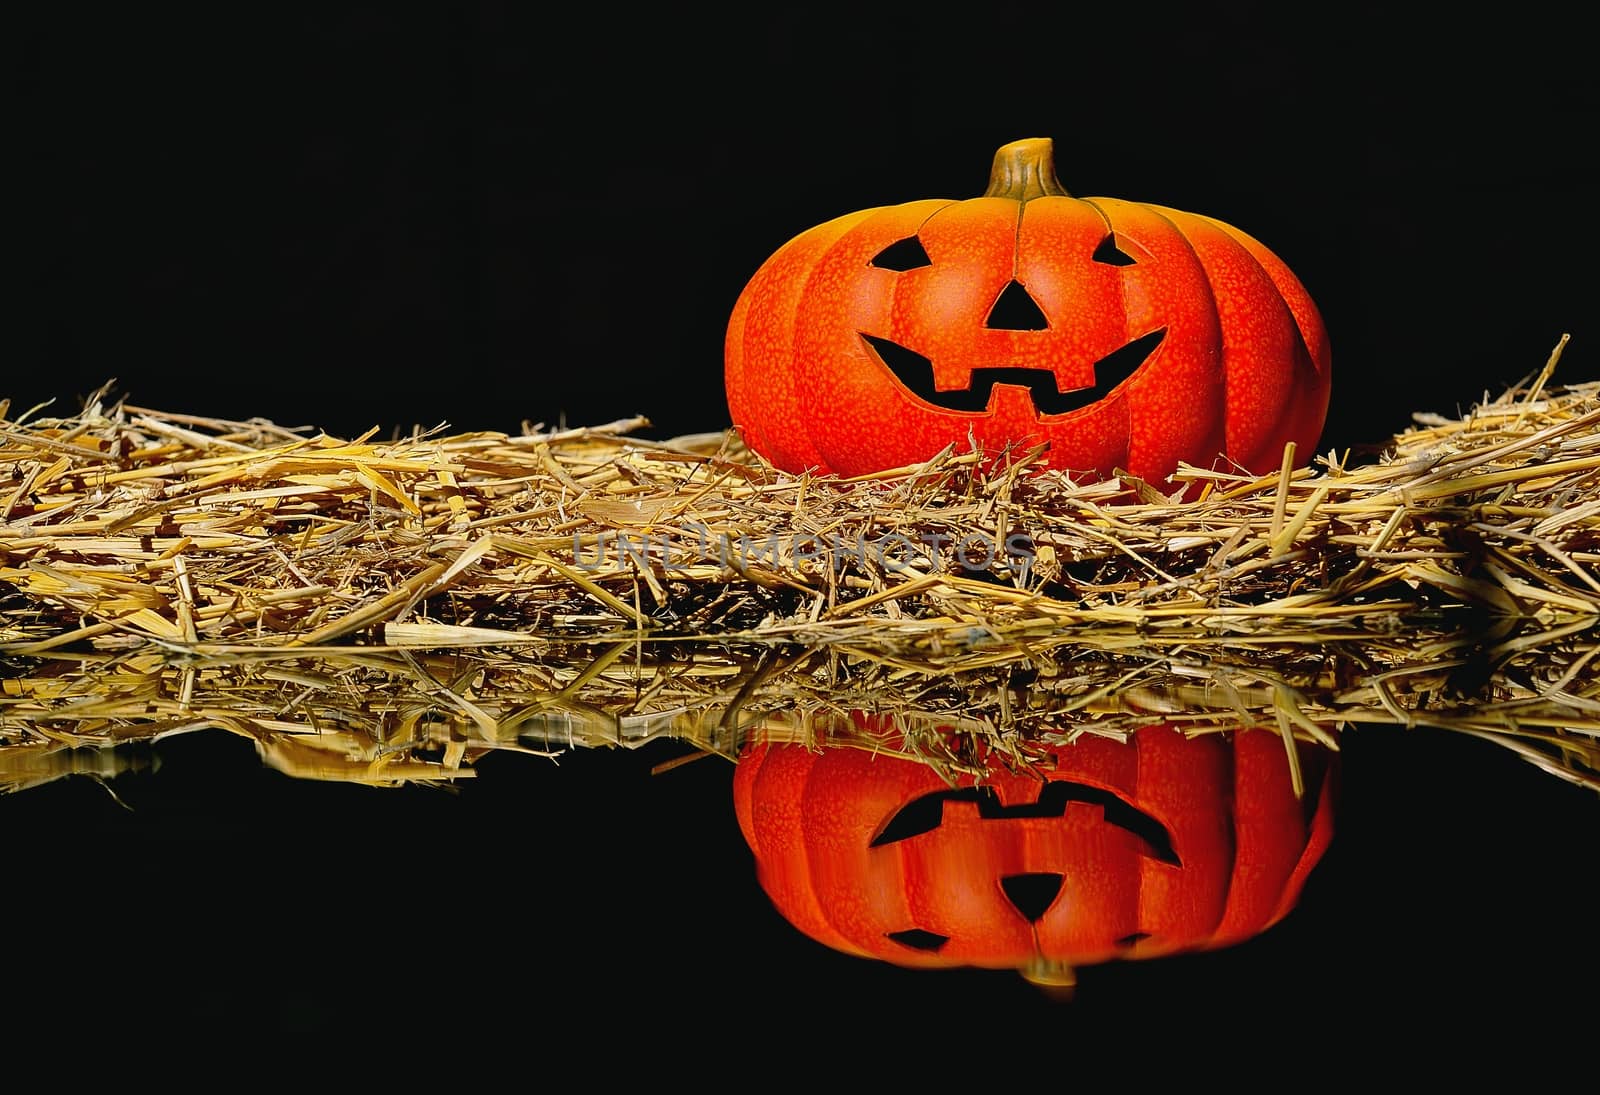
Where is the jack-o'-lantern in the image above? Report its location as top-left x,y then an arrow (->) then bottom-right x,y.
725,138 -> 1331,486
732,723 -> 1337,986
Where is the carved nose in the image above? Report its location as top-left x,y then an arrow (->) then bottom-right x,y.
985,280 -> 1050,330
1001,872 -> 1065,921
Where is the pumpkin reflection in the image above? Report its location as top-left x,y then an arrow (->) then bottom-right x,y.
733,722 -> 1337,985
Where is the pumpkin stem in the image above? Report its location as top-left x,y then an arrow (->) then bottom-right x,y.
984,138 -> 1072,202
1020,956 -> 1077,998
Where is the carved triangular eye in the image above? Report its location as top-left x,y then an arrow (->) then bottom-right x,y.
1093,234 -> 1138,266
868,236 -> 933,271
985,280 -> 1049,330
886,929 -> 949,952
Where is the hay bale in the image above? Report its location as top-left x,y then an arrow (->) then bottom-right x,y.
3,337 -> 1596,793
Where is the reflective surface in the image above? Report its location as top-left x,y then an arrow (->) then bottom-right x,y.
6,718 -> 1596,1041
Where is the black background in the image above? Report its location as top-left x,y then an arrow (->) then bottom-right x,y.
10,3 -> 1600,1071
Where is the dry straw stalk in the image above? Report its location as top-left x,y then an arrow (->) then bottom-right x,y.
2,337 -> 1597,793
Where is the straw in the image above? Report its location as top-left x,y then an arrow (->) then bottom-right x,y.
3,337 -> 1596,793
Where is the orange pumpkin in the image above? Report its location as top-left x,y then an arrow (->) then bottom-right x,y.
725,138 -> 1331,486
732,723 -> 1337,984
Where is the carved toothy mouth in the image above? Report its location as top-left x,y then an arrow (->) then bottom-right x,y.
869,779 -> 1179,866
860,328 -> 1168,416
